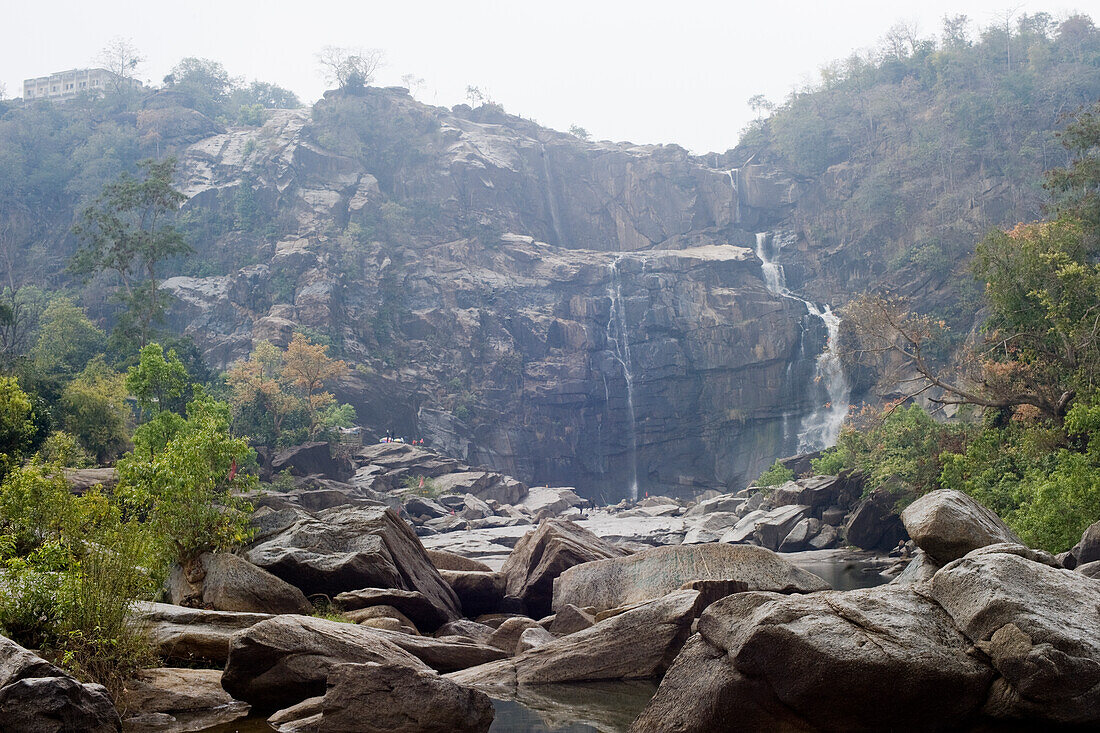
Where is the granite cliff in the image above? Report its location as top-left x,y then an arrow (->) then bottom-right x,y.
162,89 -> 826,498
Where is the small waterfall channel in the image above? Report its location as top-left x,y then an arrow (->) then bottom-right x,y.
753,232 -> 850,452
607,256 -> 640,500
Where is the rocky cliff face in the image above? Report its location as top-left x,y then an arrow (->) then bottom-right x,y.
164,88 -> 830,498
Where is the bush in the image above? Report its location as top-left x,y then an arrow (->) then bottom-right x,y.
403,474 -> 440,498
35,431 -> 94,468
755,460 -> 795,488
117,394 -> 256,565
0,462 -> 157,699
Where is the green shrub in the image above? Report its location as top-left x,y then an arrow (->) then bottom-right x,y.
755,460 -> 795,488
35,431 -> 94,468
403,474 -> 440,498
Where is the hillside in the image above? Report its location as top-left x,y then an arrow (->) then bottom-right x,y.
0,13 -> 1098,497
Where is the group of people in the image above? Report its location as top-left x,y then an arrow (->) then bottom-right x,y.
379,431 -> 426,446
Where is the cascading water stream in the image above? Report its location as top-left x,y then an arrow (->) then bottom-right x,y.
607,256 -> 640,500
540,145 -> 566,246
752,232 -> 850,451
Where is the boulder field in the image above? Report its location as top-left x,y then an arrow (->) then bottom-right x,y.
7,455 -> 1098,732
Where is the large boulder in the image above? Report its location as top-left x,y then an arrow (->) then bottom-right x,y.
271,441 -> 351,480
131,602 -> 272,664
900,489 -> 1022,564
929,545 -> 1100,723
269,662 -> 494,733
333,587 -> 449,631
631,586 -> 993,732
0,677 -> 121,733
844,489 -> 907,551
767,476 -> 840,510
362,628 -> 508,672
448,590 -> 704,693
517,487 -> 586,518
246,505 -> 461,624
439,570 -> 509,617
1068,521 -> 1100,568
168,552 -> 313,615
121,668 -> 249,732
0,635 -> 64,685
221,614 -> 430,711
553,544 -> 829,613
500,520 -> 627,617
0,635 -> 121,733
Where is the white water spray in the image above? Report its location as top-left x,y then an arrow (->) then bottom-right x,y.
607,256 -> 640,500
752,232 -> 850,451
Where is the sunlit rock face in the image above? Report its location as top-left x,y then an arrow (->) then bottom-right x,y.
167,88 -> 825,499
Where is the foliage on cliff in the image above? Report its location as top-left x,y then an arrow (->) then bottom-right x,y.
734,12 -> 1100,325
818,102 -> 1100,552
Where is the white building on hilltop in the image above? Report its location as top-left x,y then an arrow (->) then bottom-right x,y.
22,68 -> 142,102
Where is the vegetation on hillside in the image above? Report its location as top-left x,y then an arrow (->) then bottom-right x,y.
810,102 -> 1100,552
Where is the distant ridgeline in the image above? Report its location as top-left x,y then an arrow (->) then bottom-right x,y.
0,14 -> 1098,497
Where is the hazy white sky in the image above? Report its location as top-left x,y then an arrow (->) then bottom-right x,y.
0,1 -> 1090,153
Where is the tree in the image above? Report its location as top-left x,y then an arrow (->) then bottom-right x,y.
95,38 -> 144,99
164,57 -> 237,118
400,74 -> 425,99
226,340 -> 298,445
317,46 -> 383,90
125,343 -> 190,421
0,376 -> 37,479
748,94 -> 775,117
229,81 -> 300,110
70,158 -> 191,349
282,332 -> 347,439
28,296 -> 105,378
60,357 -> 130,463
568,125 -> 590,140
116,394 -> 255,564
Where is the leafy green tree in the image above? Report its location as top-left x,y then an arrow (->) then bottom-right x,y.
117,394 -> 255,564
60,357 -> 130,463
164,57 -> 237,119
70,158 -> 192,350
0,376 -> 38,479
28,297 -> 105,378
126,343 -> 190,420
229,81 -> 300,110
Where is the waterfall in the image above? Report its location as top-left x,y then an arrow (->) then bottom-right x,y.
796,303 -> 850,452
607,256 -> 639,500
752,231 -> 850,451
726,168 -> 740,225
540,145 -> 566,246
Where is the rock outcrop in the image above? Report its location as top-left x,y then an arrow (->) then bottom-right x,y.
165,90 -> 833,498
221,615 -> 431,711
269,662 -> 494,733
900,489 -> 1022,563
553,544 -> 828,612
246,505 -> 461,626
168,551 -> 313,615
631,587 -> 992,732
500,520 -> 627,617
